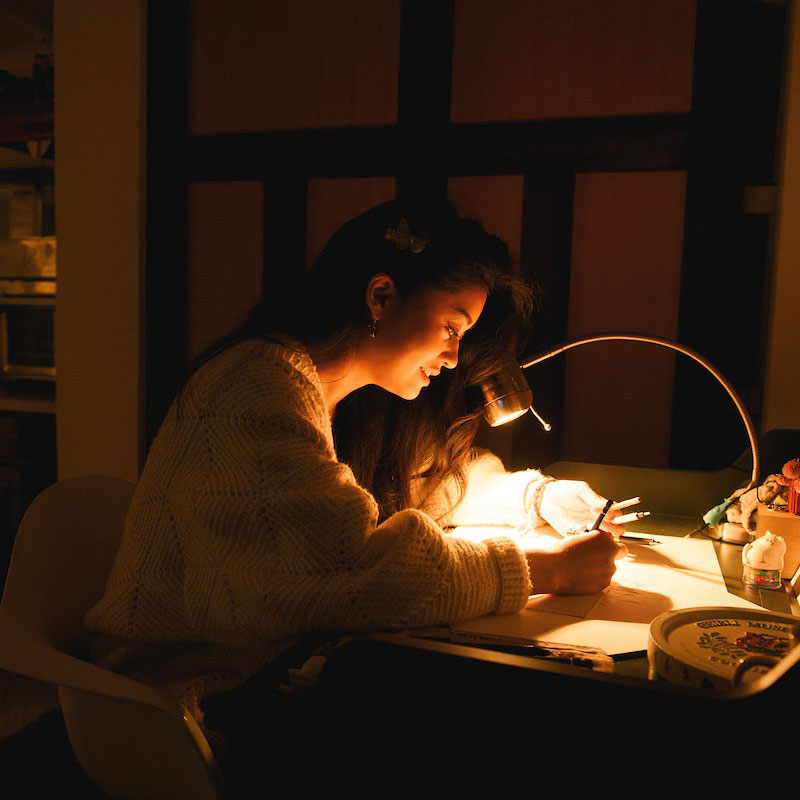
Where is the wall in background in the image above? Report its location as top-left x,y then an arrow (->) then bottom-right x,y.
188,0 -> 401,134
51,0 -> 797,486
54,0 -> 145,481
764,1 -> 800,434
187,181 -> 263,360
179,0 -> 700,470
563,171 -> 686,466
450,0 -> 696,121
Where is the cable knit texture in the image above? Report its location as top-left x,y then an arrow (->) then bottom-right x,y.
4,339 -> 547,737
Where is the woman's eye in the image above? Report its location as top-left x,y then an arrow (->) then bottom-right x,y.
445,324 -> 461,340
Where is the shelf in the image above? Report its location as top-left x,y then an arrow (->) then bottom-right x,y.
0,103 -> 53,144
0,385 -> 55,414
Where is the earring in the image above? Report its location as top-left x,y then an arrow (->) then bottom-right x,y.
370,318 -> 378,338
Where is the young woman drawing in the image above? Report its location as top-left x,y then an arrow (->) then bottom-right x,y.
84,199 -> 625,756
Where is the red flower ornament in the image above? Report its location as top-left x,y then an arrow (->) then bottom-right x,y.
783,458 -> 800,481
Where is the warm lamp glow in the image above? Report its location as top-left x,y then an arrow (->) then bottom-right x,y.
490,409 -> 529,427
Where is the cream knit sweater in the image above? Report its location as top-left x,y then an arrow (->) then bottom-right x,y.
6,339 -> 548,736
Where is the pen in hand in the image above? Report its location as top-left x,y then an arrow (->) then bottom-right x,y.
588,499 -> 613,532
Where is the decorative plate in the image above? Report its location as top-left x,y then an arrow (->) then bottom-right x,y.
647,606 -> 800,691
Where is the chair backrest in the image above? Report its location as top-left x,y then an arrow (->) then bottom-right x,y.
1,475 -> 134,654
0,476 -> 226,800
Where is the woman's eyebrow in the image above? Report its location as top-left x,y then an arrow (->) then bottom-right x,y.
450,306 -> 473,326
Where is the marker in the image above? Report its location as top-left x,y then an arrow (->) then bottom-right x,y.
612,511 -> 651,526
610,497 -> 641,511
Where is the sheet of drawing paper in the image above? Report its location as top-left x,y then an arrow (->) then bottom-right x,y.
588,535 -> 763,624
449,528 -> 764,655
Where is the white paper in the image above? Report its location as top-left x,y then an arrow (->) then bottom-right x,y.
449,527 -> 766,655
590,535 -> 761,624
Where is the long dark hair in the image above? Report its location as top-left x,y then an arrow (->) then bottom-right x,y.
190,199 -> 536,521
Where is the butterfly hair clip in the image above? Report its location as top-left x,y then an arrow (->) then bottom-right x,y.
384,218 -> 429,254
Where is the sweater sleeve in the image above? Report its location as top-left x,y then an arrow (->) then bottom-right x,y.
244,428 -> 531,635
86,344 -> 531,654
413,448 -> 552,529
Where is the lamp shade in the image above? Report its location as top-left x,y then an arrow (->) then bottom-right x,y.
479,360 -> 532,427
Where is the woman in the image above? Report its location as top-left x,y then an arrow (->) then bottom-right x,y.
84,199 -> 624,752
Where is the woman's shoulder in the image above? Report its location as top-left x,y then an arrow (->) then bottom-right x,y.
186,336 -> 325,416
195,336 -> 312,383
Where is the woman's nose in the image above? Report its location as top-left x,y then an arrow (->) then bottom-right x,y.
441,338 -> 459,369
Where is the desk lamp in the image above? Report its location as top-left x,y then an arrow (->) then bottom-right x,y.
480,332 -> 761,539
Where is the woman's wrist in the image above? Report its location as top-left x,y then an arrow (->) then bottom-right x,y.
523,476 -> 556,527
524,544 -> 564,595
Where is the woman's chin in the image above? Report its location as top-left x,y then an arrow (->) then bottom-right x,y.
385,384 -> 422,401
376,376 -> 424,400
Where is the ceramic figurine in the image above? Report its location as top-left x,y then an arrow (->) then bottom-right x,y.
742,531 -> 786,589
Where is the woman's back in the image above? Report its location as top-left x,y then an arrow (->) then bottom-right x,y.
85,338 -> 530,725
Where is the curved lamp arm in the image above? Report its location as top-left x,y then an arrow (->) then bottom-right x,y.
481,331 -> 760,491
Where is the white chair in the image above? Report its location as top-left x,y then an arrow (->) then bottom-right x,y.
0,476 -> 226,800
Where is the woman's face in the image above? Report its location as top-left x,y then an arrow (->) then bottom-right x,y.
363,281 -> 488,400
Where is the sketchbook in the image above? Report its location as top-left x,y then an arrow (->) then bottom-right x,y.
448,526 -> 765,656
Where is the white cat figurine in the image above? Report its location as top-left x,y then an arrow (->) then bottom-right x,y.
742,531 -> 786,571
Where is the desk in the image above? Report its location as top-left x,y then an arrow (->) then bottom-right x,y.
422,515 -> 797,680
317,514 -> 799,695
602,515 -> 799,679
615,511 -> 797,618
316,472 -> 800,742
538,461 -> 799,674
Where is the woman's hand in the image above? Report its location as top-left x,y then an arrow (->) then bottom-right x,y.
524,530 -> 628,595
538,479 -> 625,537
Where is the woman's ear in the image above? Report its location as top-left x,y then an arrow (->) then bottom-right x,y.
365,273 -> 397,320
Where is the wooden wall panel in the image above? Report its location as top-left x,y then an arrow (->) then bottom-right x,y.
562,171 -> 686,467
306,177 -> 396,266
451,0 -> 696,123
447,175 -> 524,262
187,181 -> 263,359
189,0 -> 401,134
448,176 -> 525,467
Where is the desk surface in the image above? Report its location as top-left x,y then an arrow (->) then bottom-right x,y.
629,512 -> 798,616
590,515 -> 798,678
406,514 -> 799,682
318,517 -> 800,714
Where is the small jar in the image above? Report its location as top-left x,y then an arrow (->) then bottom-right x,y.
742,563 -> 782,590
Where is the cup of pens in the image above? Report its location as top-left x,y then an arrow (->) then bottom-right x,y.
607,497 -> 651,528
